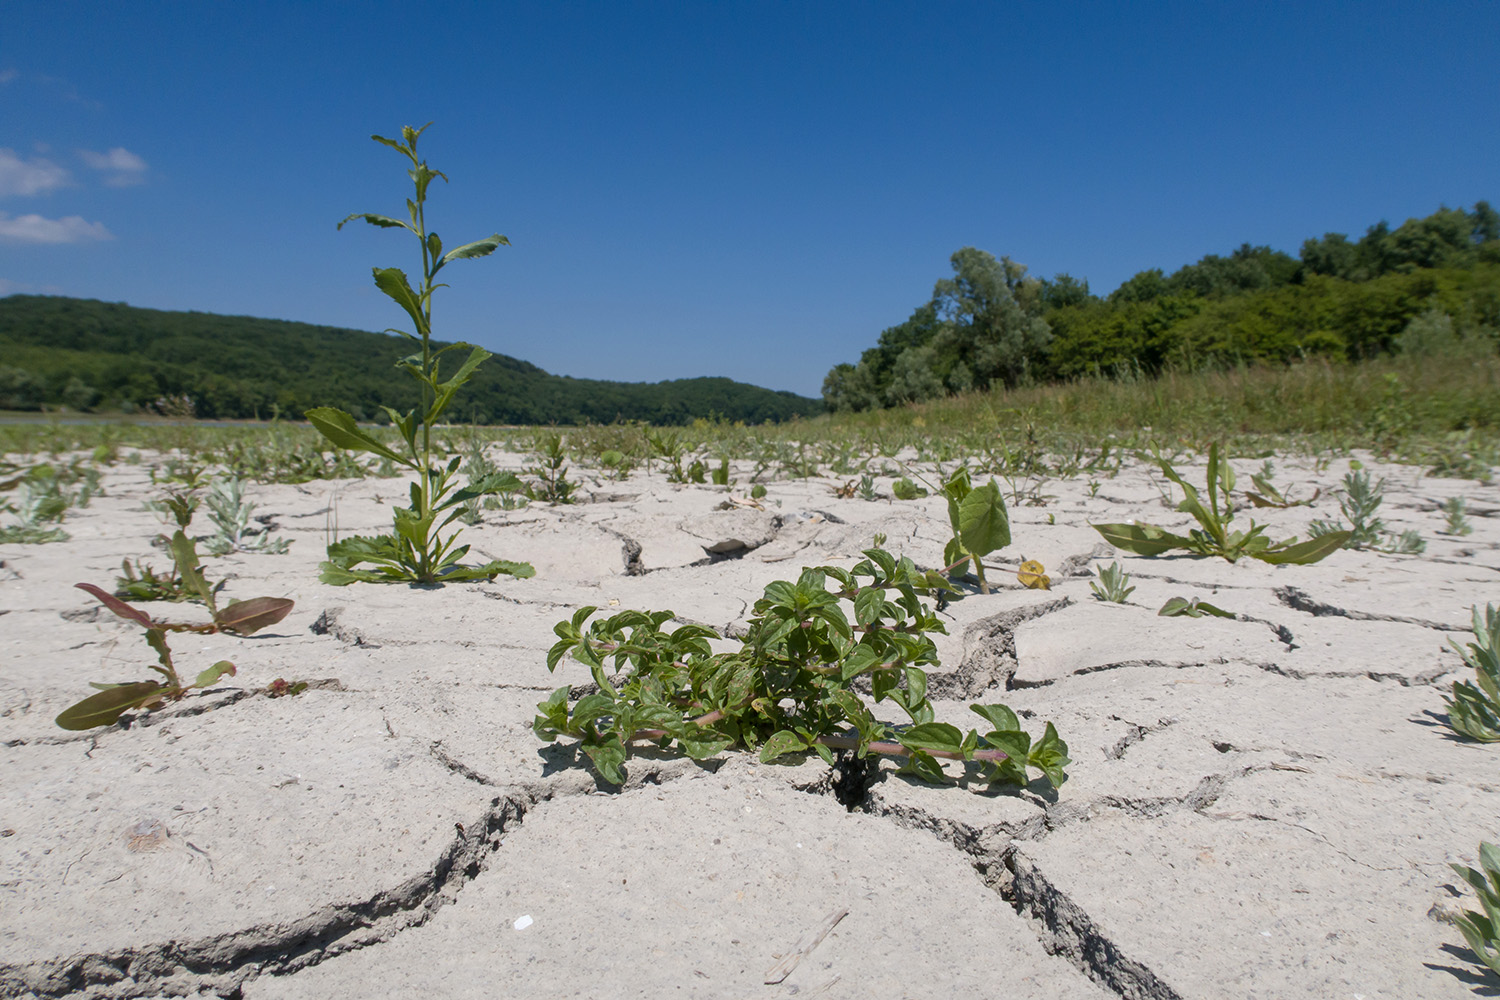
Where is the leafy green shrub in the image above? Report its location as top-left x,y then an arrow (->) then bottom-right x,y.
1445,604 -> 1500,742
307,123 -> 533,585
1093,444 -> 1349,564
536,546 -> 1068,789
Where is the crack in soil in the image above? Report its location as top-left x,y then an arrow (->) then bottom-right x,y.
0,792 -> 530,1000
1105,716 -> 1180,761
1253,660 -> 1450,687
1274,585 -> 1467,632
1012,659 -> 1218,690
927,596 -> 1073,698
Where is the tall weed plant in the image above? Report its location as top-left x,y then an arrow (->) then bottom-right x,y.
307,123 -> 533,585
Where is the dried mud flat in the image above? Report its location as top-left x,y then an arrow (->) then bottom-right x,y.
2,448 -> 1499,999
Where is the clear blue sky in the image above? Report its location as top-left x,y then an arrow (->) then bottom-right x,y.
3,2 -> 1497,398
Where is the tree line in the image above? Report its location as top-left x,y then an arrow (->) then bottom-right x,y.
0,297 -> 824,424
823,202 -> 1500,411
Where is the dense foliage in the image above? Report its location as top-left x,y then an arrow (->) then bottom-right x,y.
0,296 -> 822,424
825,202 -> 1500,411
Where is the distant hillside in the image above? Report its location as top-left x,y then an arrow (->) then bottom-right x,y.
0,296 -> 822,424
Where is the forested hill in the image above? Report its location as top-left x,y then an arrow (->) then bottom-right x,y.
823,202 -> 1500,411
0,296 -> 823,424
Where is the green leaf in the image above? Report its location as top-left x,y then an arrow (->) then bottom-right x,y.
337,212 -> 412,232
759,730 -> 809,763
899,749 -> 948,784
55,681 -> 164,730
214,597 -> 295,635
899,722 -> 964,755
1091,521 -> 1193,556
854,587 -> 885,627
75,582 -> 154,629
426,345 -> 493,424
984,730 -> 1032,785
439,233 -> 509,266
371,267 -> 429,337
533,686 -> 571,739
582,737 -> 627,785
1255,531 -> 1351,565
192,661 -> 236,689
305,407 -> 409,466
170,531 -> 214,609
958,478 -> 1010,557
1028,722 -> 1071,787
970,703 -> 1020,732
1158,596 -> 1235,619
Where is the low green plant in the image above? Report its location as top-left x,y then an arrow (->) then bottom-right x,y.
1243,460 -> 1318,508
750,483 -> 768,500
0,480 -> 71,543
306,122 -> 534,585
1439,496 -> 1474,537
1310,467 -> 1425,554
526,433 -> 577,504
857,474 -> 880,501
1158,595 -> 1235,619
1093,444 -> 1350,565
936,468 -> 1012,594
535,546 -> 1068,788
1449,841 -> 1500,975
1445,604 -> 1500,743
892,476 -> 927,500
58,537 -> 293,730
1089,561 -> 1135,603
201,477 -> 291,555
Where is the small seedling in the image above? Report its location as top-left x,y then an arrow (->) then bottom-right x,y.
1449,841 -> 1500,976
891,477 -> 927,500
526,433 -> 577,504
1158,595 -> 1235,619
201,477 -> 291,555
1440,496 -> 1474,537
938,468 -> 1012,595
1093,444 -> 1349,565
1090,562 -> 1135,603
1445,604 -> 1500,743
1243,460 -> 1318,508
0,481 -> 71,543
115,557 -> 197,603
536,546 -> 1068,789
750,483 -> 768,500
265,678 -> 310,698
307,121 -> 534,585
57,541 -> 293,730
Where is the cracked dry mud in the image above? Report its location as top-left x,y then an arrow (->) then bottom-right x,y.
2,448 -> 1498,999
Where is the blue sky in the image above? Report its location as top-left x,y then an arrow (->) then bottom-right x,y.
2,2 -> 1497,398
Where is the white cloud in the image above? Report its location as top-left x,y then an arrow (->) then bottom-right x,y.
79,146 -> 149,187
0,212 -> 113,244
0,148 -> 70,197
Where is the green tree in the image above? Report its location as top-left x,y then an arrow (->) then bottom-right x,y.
931,247 -> 1052,388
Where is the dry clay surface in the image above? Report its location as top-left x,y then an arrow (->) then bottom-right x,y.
2,447 -> 1499,999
